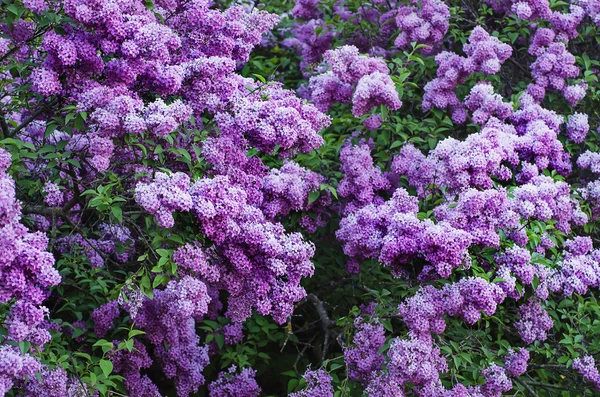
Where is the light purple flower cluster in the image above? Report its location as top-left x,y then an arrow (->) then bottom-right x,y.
135,172 -> 192,228
485,0 -> 551,21
344,318 -> 386,384
215,79 -> 328,157
337,142 -> 390,212
423,26 -> 512,122
189,175 -> 315,324
572,355 -> 600,390
42,181 -> 64,208
0,346 -> 42,396
172,244 -> 219,282
464,83 -> 513,125
261,161 -> 324,219
566,112 -> 589,143
514,299 -> 554,344
307,46 -> 400,121
547,237 -> 600,296
392,0 -> 450,53
434,188 -> 515,247
527,28 -> 587,106
510,175 -> 587,234
0,148 -> 60,305
6,301 -> 51,347
289,369 -> 333,397
393,119 -> 519,194
400,277 -> 506,336
504,349 -> 530,377
135,276 -> 211,397
208,366 -> 261,397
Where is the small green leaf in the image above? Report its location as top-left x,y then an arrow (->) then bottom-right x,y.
99,359 -> 113,378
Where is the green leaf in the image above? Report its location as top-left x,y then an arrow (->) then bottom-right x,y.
308,191 -> 320,205
111,206 -> 123,222
99,359 -> 113,378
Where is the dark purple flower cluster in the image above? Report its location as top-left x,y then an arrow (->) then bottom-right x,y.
208,366 -> 261,397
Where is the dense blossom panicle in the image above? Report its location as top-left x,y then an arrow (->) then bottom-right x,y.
423,26 -> 511,118
510,175 -> 587,234
0,346 -> 42,396
505,349 -> 530,377
135,277 -> 211,397
42,181 -> 64,208
393,119 -> 519,194
261,161 -> 324,218
464,83 -> 513,124
208,366 -> 261,397
550,5 -> 585,40
216,80 -> 328,157
547,237 -> 600,296
190,175 -> 315,323
337,142 -> 391,210
352,72 -> 402,117
344,319 -> 386,384
393,0 -> 450,52
527,35 -> 586,105
6,301 -> 51,346
566,112 -> 589,143
399,278 -> 505,336
481,364 -> 512,396
289,369 -> 334,397
109,340 -> 160,397
90,301 -> 119,338
323,46 -> 389,85
22,366 -> 68,397
514,299 -> 554,344
578,150 -> 600,173
572,355 -> 600,390
172,244 -> 219,282
435,188 -> 517,247
463,26 -> 512,75
135,172 -> 192,228
0,148 -> 60,305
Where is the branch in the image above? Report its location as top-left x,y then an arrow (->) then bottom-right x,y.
9,98 -> 59,138
300,293 -> 335,330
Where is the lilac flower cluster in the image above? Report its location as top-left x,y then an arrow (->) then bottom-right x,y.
464,83 -> 513,125
0,148 -> 60,305
510,175 -> 587,234
547,237 -> 600,296
485,0 -> 551,21
337,142 -> 390,212
135,172 -> 192,228
527,28 -> 587,105
392,0 -> 450,53
261,161 -> 324,219
208,366 -> 261,397
399,278 -> 505,336
135,277 -> 211,397
514,299 -> 554,344
504,349 -> 530,377
189,175 -> 315,324
572,355 -> 600,390
392,119 -> 519,195
423,27 -> 512,122
344,318 -> 386,384
0,346 -> 42,396
109,340 -> 160,397
566,113 -> 589,143
90,301 -> 119,338
307,46 -> 400,123
289,369 -> 333,397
